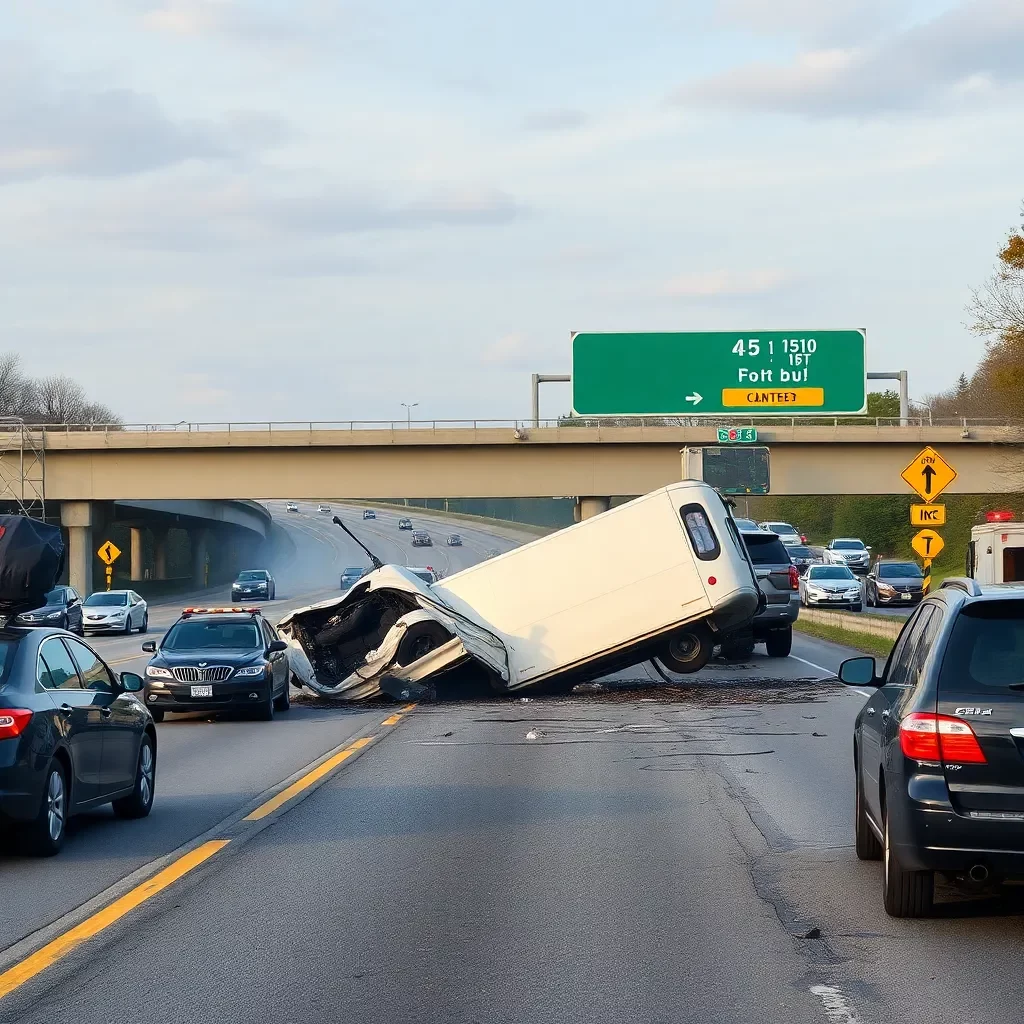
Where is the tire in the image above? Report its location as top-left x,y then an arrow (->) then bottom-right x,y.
854,760 -> 882,860
21,760 -> 68,856
273,676 -> 290,712
124,616 -> 132,634
255,688 -> 275,721
866,587 -> 874,608
60,614 -> 69,632
851,603 -> 863,613
659,625 -> 713,673
270,586 -> 276,600
112,736 -> 156,819
396,621 -> 452,666
765,626 -> 793,658
882,805 -> 934,917
721,634 -> 755,660
150,708 -> 165,723
139,613 -> 149,634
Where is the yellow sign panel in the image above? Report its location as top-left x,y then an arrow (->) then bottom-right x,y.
911,529 -> 944,560
901,446 -> 957,502
910,504 -> 946,527
97,540 -> 122,566
721,387 -> 824,408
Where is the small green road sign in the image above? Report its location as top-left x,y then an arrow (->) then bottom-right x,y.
717,427 -> 758,443
571,330 -> 866,416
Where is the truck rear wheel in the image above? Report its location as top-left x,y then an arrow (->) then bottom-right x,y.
659,626 -> 713,673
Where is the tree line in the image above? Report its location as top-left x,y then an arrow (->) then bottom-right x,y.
0,353 -> 120,426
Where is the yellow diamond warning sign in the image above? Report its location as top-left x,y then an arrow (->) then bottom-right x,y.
901,447 -> 957,502
97,540 -> 122,566
911,529 -> 944,560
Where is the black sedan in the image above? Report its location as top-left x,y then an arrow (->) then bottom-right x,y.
411,531 -> 432,547
142,608 -> 291,722
231,569 -> 276,602
840,579 -> 1024,916
0,628 -> 155,855
14,586 -> 85,635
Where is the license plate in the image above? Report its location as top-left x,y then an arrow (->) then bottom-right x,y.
191,684 -> 213,697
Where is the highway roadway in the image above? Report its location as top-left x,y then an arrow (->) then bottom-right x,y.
3,512 -> 1021,1024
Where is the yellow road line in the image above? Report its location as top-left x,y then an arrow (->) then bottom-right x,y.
381,713 -> 402,726
402,703 -> 417,712
244,736 -> 373,821
0,840 -> 228,1001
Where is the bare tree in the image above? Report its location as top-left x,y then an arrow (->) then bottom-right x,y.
0,353 -> 30,419
37,374 -> 88,424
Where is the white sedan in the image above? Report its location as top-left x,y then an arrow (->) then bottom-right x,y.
82,590 -> 149,634
798,565 -> 863,611
757,521 -> 803,546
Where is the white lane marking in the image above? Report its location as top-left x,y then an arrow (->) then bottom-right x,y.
810,985 -> 863,1024
791,655 -> 837,677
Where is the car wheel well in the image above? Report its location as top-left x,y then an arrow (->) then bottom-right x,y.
144,724 -> 157,756
878,767 -> 886,820
51,746 -> 72,804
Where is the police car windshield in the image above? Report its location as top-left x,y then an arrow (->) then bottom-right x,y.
163,621 -> 262,650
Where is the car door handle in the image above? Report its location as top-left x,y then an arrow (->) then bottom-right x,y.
881,710 -> 890,720
59,703 -> 73,716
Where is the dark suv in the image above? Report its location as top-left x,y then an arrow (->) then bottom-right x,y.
840,579 -> 1024,917
141,608 -> 290,722
721,527 -> 799,658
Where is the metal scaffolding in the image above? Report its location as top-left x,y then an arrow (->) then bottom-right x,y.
0,419 -> 46,520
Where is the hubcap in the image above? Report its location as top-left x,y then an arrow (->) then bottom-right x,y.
47,770 -> 65,842
669,634 -> 700,662
139,744 -> 154,805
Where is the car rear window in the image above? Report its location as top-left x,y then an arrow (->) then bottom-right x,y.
765,523 -> 795,533
938,602 -> 1024,691
0,638 -> 18,689
742,533 -> 792,566
343,567 -> 365,575
788,546 -> 812,558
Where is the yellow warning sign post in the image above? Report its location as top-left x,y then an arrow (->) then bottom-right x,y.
901,449 -> 956,592
97,540 -> 122,592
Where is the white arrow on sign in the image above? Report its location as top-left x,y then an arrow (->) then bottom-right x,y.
685,392 -> 703,405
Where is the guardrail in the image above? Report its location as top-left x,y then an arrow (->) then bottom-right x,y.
8,416 -> 1023,435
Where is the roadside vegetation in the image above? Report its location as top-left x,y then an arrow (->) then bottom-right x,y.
0,351 -> 120,426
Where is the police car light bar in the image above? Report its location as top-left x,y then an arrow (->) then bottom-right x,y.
181,607 -> 261,617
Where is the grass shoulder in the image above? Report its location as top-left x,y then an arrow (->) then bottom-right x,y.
795,619 -> 894,661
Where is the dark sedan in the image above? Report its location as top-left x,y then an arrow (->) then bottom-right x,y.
231,569 -> 276,602
411,531 -> 432,547
866,559 -> 925,607
0,629 -> 155,855
787,545 -> 817,574
14,586 -> 84,635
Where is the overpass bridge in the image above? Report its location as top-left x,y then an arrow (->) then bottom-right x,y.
10,419 -> 1022,515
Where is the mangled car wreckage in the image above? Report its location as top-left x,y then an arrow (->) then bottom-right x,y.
278,481 -> 761,701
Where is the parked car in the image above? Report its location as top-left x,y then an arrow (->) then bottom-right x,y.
14,586 -> 84,635
286,502 -> 299,513
398,518 -> 413,530
839,578 -> 1024,916
787,545 -> 817,574
340,566 -> 367,590
278,481 -> 761,701
363,509 -> 376,520
799,564 -> 863,611
231,569 -> 276,602
0,629 -> 155,854
142,607 -> 290,722
866,559 -> 925,607
824,537 -> 871,574
758,521 -> 804,546
318,504 -> 331,514
721,526 -> 799,659
82,590 -> 149,634
411,531 -> 432,547
446,534 -> 463,547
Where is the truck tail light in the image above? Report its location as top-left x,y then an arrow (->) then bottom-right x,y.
900,713 -> 986,764
0,708 -> 32,740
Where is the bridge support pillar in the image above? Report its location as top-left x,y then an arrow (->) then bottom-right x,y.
153,527 -> 169,580
61,502 -> 94,596
192,528 -> 211,589
575,496 -> 610,522
130,527 -> 144,581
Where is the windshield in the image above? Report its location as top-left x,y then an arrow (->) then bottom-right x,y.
832,540 -> 865,551
938,602 -> 1024,690
742,533 -> 792,566
788,547 -> 812,558
162,620 -> 262,650
342,567 -> 365,576
42,588 -> 64,605
84,593 -> 128,606
237,571 -> 268,581
410,571 -> 434,583
879,563 -> 923,578
808,566 -> 855,580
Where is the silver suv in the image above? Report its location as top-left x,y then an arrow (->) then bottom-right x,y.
824,537 -> 871,574
721,526 -> 800,658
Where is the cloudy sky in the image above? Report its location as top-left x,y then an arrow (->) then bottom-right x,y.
2,0 -> 1022,423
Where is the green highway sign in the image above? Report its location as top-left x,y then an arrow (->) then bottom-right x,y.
571,330 -> 867,416
717,427 -> 758,443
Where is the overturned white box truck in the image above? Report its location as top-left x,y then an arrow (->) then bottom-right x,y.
278,481 -> 761,701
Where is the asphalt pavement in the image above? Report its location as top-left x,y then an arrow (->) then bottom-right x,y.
0,500 -> 527,957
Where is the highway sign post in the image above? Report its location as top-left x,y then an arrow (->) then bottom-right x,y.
98,540 -> 122,592
571,330 -> 867,416
910,504 -> 946,527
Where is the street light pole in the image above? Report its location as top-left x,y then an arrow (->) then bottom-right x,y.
401,402 -> 418,428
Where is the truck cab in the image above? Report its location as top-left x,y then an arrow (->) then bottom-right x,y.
967,511 -> 1024,584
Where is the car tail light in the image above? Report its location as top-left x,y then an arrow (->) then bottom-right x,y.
788,566 -> 800,590
800,534 -> 807,543
899,713 -> 986,764
0,708 -> 32,740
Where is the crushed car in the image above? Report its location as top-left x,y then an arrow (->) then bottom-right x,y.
278,482 -> 761,702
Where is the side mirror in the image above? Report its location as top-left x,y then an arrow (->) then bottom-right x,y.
267,640 -> 288,654
866,545 -> 872,551
838,656 -> 878,687
142,640 -> 157,653
121,671 -> 144,692
68,596 -> 78,607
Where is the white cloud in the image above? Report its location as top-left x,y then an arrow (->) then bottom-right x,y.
521,109 -> 588,133
677,0 -> 1024,117
176,373 -> 231,407
480,333 -> 531,366
662,269 -> 793,299
714,0 -> 912,44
